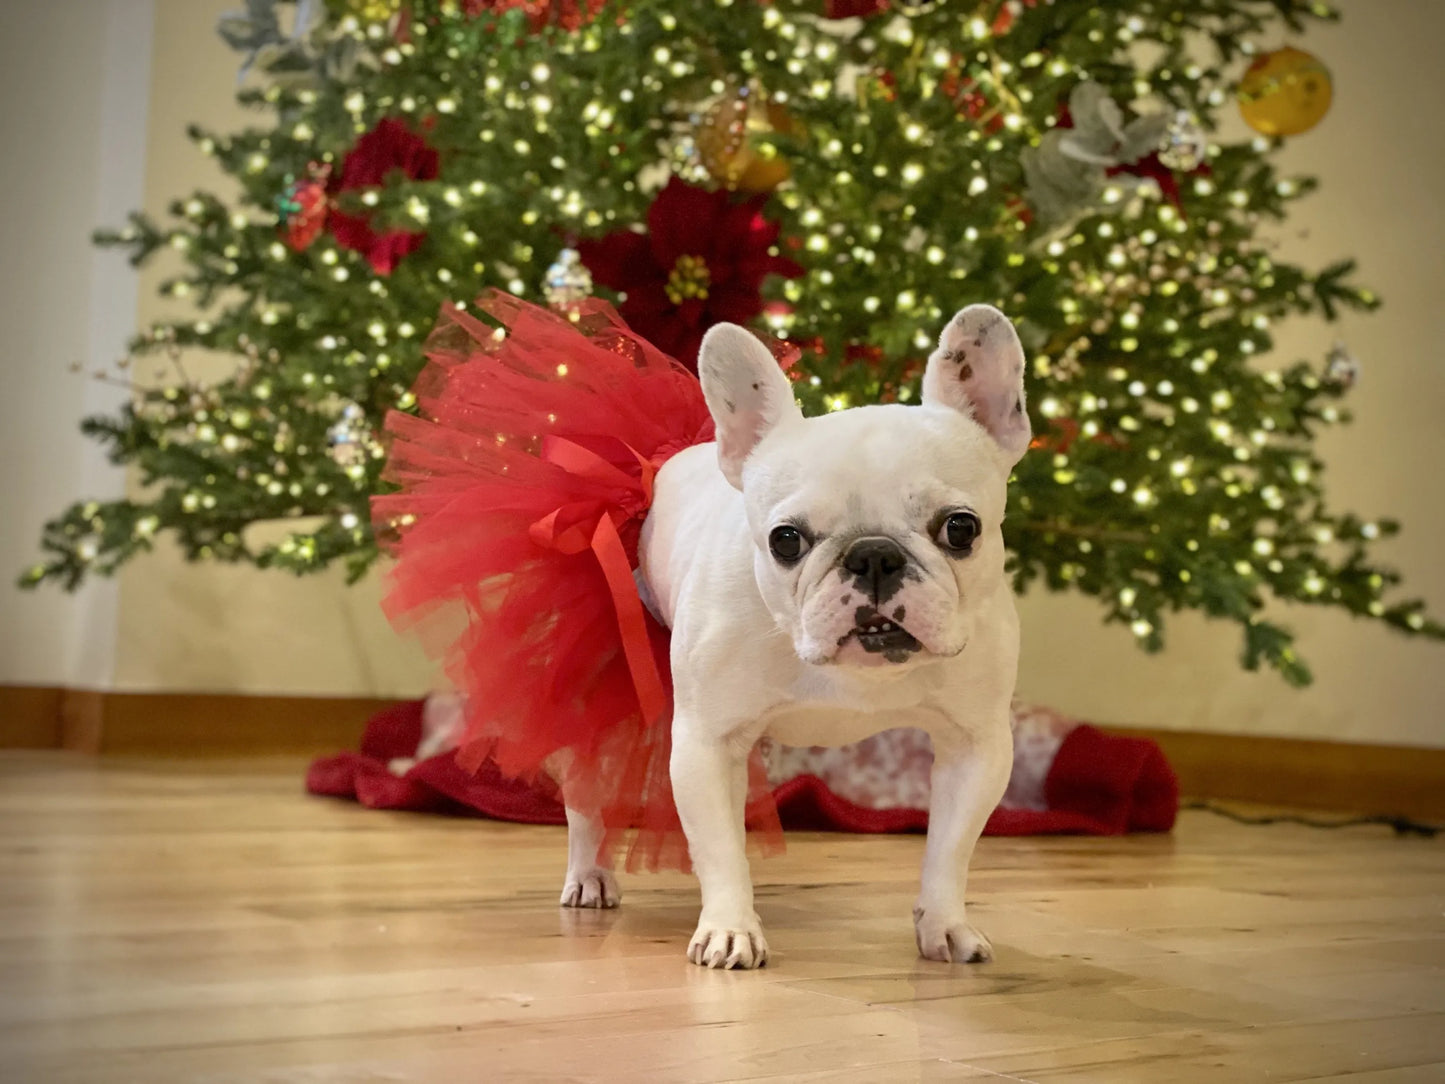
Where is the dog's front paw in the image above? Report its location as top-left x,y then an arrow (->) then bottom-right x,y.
560,867 -> 621,909
687,913 -> 769,970
913,906 -> 993,964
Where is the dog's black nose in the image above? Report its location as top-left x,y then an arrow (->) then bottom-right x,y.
842,537 -> 908,602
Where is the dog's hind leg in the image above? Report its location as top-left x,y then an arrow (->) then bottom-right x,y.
559,804 -> 621,909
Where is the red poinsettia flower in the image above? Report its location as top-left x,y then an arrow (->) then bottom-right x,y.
328,118 -> 440,275
576,178 -> 804,370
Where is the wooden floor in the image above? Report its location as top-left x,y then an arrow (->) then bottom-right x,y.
0,754 -> 1442,1083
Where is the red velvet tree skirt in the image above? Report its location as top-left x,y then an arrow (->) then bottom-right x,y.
308,700 -> 1178,838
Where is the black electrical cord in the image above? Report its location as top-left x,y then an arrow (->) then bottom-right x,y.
1182,800 -> 1440,839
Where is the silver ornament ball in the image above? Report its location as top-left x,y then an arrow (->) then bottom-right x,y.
328,400 -> 372,467
1158,111 -> 1208,172
544,247 -> 593,308
1324,342 -> 1360,389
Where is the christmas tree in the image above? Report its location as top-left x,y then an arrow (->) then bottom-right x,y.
21,0 -> 1442,684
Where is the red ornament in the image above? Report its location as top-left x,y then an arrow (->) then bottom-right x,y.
940,61 -> 1005,133
1031,418 -> 1081,454
866,68 -> 899,104
990,0 -> 1038,35
758,309 -> 805,378
1004,194 -> 1035,227
277,163 -> 330,252
576,178 -> 804,370
1031,418 -> 1125,453
328,118 -> 440,275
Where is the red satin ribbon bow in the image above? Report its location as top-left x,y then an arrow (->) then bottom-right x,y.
527,436 -> 667,727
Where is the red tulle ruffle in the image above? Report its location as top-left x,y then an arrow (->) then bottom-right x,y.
373,292 -> 783,870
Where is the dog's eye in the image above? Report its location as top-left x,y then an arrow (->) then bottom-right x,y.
937,512 -> 981,553
768,525 -> 810,564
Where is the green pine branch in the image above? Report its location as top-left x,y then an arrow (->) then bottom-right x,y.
22,0 -> 1444,684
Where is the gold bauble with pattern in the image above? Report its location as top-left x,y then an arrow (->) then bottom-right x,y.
695,89 -> 797,194
1237,46 -> 1333,137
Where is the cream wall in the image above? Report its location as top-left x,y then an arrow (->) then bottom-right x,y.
112,0 -> 433,696
100,1 -> 1445,746
0,1 -> 152,689
1016,1 -> 1445,747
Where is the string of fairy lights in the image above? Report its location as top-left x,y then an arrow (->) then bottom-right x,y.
21,0 -> 1439,678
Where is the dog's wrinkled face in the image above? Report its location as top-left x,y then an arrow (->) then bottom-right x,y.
699,306 -> 1031,670
741,406 -> 1006,667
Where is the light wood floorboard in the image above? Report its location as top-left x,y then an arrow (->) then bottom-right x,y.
0,752 -> 1441,1082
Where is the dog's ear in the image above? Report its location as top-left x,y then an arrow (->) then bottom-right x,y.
699,323 -> 803,490
922,305 -> 1031,466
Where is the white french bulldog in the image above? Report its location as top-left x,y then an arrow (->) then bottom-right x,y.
558,305 -> 1032,970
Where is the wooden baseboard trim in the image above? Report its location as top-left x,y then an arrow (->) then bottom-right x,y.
0,685 -> 65,749
3,686 -> 1441,819
0,685 -> 392,756
1109,726 -> 1445,822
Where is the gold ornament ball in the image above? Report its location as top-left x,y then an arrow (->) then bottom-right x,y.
1238,46 -> 1333,137
695,92 -> 796,194
328,0 -> 401,22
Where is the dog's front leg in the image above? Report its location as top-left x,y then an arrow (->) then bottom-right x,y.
671,726 -> 768,969
913,718 -> 1013,964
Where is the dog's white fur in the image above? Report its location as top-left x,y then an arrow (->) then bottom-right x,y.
560,305 -> 1031,970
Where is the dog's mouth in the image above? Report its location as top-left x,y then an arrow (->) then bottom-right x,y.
845,610 -> 922,657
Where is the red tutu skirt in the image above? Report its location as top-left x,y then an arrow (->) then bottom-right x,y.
374,292 -> 784,871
